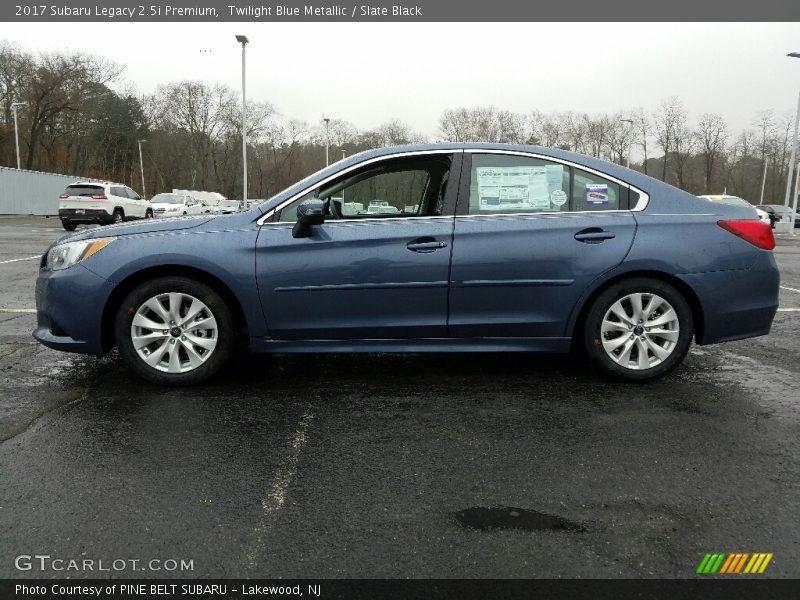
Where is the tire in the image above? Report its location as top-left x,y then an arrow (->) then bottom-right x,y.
112,209 -> 124,224
583,277 -> 693,382
61,220 -> 77,231
114,277 -> 235,385
145,209 -> 153,219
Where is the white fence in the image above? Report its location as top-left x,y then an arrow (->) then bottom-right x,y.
0,167 -> 101,215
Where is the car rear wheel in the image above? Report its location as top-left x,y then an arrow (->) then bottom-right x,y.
583,278 -> 693,382
112,209 -> 124,224
114,277 -> 234,385
61,220 -> 77,231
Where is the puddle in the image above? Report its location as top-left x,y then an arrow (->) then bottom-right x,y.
454,506 -> 584,532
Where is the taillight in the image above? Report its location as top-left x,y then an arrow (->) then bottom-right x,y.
717,220 -> 775,251
91,194 -> 107,200
58,194 -> 69,199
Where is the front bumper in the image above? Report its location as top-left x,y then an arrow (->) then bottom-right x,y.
33,263 -> 114,355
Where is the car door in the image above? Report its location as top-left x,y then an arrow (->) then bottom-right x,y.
448,151 -> 638,338
124,187 -> 146,217
255,152 -> 460,340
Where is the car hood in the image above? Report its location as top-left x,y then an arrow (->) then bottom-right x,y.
62,215 -> 216,241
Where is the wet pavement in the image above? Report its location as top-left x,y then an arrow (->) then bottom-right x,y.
1,215 -> 799,578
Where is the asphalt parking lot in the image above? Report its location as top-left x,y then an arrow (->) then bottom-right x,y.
1,214 -> 799,579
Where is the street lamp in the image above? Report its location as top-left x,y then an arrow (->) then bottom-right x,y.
11,101 -> 27,170
236,35 -> 249,210
785,52 -> 800,234
619,118 -> 634,168
322,116 -> 330,166
137,139 -> 147,199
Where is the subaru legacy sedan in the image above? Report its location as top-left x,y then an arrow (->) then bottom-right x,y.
33,144 -> 779,385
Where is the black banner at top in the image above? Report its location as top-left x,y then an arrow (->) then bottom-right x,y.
2,0 -> 800,22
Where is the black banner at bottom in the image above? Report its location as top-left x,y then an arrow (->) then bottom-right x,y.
3,579 -> 799,600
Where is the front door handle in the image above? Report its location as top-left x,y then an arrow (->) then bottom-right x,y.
574,228 -> 616,243
407,237 -> 448,253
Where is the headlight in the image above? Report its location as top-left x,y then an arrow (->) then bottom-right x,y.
46,238 -> 114,271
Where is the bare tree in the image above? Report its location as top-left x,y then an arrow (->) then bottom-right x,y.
695,113 -> 728,191
654,97 -> 686,183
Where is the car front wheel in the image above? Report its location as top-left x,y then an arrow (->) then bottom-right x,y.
114,277 -> 234,385
583,278 -> 693,382
61,220 -> 77,231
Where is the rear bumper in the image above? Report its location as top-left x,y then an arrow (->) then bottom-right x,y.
679,251 -> 780,345
59,208 -> 114,224
33,264 -> 114,355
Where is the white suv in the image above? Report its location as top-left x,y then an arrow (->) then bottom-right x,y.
58,182 -> 152,231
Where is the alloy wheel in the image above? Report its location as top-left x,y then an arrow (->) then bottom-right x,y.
130,292 -> 218,373
600,292 -> 680,370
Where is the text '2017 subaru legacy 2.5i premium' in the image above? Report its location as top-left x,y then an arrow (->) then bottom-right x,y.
34,144 -> 779,385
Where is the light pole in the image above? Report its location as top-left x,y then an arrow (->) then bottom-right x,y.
236,35 -> 249,209
619,118 -> 634,168
784,52 -> 800,234
759,158 -> 768,205
137,139 -> 147,199
323,117 -> 330,166
11,102 -> 27,169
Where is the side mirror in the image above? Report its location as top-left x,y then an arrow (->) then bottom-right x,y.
292,198 -> 325,238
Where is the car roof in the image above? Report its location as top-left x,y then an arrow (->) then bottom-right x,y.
69,181 -> 125,187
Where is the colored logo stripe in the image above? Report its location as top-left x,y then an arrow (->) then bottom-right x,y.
697,552 -> 773,574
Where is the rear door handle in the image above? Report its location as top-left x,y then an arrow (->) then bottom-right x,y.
574,228 -> 616,243
407,237 -> 448,253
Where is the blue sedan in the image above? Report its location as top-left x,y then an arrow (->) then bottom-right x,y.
33,144 -> 779,385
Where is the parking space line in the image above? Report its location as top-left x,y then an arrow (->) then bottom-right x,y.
781,285 -> 800,294
0,255 -> 39,265
777,308 -> 800,312
0,308 -> 36,313
246,406 -> 314,568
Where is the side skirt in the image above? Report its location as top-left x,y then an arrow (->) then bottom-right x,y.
249,337 -> 572,354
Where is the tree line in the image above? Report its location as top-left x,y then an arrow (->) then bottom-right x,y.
0,40 -> 794,204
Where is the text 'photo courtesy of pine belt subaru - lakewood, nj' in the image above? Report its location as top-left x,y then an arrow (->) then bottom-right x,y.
33,144 -> 780,385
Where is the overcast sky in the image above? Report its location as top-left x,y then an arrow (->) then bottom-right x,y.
3,22 -> 800,136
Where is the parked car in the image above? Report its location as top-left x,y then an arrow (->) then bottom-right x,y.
697,194 -> 771,226
34,143 -> 779,386
58,182 -> 151,231
149,193 -> 204,217
762,204 -> 800,228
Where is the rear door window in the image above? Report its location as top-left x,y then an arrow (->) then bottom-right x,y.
467,154 -> 570,215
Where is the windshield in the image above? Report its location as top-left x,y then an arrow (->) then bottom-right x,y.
151,194 -> 184,204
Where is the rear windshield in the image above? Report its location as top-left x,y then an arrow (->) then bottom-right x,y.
65,185 -> 104,196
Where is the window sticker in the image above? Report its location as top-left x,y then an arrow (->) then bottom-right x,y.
476,165 -> 564,211
550,189 -> 567,207
586,183 -> 609,205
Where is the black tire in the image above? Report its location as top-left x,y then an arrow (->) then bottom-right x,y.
61,220 -> 77,231
114,277 -> 235,385
145,209 -> 153,219
583,277 -> 693,382
112,209 -> 124,224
